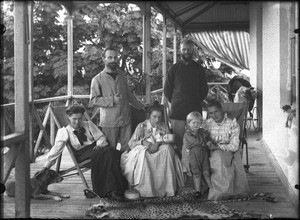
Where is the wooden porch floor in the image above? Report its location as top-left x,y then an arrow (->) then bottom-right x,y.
1,130 -> 299,219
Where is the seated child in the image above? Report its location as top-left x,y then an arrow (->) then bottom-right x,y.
182,111 -> 218,199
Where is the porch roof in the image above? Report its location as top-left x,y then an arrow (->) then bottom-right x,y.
59,1 -> 250,33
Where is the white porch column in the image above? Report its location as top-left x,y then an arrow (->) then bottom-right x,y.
14,1 -> 31,217
67,15 -> 74,105
173,27 -> 177,64
27,1 -> 34,161
142,2 -> 151,104
249,1 -> 263,130
162,13 -> 167,86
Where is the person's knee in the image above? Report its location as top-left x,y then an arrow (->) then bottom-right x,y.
159,144 -> 174,154
190,147 -> 201,154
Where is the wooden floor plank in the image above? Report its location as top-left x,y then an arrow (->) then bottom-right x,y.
2,130 -> 299,219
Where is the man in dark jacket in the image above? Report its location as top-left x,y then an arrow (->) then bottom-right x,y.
164,39 -> 208,159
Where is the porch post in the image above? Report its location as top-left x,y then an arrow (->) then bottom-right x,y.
249,2 -> 263,130
67,15 -> 74,106
28,1 -> 34,161
173,27 -> 177,64
14,1 -> 31,217
142,2 -> 151,104
162,12 -> 167,86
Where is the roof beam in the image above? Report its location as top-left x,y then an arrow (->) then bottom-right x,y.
176,2 -> 206,17
182,1 -> 221,26
152,2 -> 183,31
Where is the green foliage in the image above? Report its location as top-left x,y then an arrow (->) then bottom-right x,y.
1,1 -> 231,105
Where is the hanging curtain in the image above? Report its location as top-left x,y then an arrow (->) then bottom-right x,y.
189,31 -> 250,72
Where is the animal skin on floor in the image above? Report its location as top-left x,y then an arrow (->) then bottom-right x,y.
85,191 -> 272,219
5,169 -> 70,201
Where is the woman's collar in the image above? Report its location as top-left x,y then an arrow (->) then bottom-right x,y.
145,119 -> 162,130
213,114 -> 228,125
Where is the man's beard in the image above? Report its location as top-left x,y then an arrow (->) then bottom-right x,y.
107,62 -> 118,70
181,54 -> 193,63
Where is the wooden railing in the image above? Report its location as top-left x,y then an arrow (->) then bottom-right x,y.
1,95 -> 90,163
151,82 -> 230,104
1,82 -> 230,164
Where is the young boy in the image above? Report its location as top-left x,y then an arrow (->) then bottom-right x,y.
182,111 -> 217,198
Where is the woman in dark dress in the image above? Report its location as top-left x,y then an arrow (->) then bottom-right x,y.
43,105 -> 127,199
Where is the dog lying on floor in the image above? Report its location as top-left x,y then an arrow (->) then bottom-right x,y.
5,168 -> 70,201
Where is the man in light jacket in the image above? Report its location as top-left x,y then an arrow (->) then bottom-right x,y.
89,46 -> 145,152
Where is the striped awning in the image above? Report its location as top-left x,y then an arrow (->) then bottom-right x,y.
190,31 -> 250,72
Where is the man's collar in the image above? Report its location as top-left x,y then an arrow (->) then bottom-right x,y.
103,67 -> 120,74
179,58 -> 195,65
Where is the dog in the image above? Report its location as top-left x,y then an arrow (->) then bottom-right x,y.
5,168 -> 70,201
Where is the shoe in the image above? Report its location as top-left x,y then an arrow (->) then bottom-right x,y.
193,191 -> 202,199
107,190 -> 123,200
84,189 -> 98,198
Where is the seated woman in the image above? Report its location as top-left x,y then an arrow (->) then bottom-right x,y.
204,99 -> 250,201
120,101 -> 184,198
43,105 -> 128,199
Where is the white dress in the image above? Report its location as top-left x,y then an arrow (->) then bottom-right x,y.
120,120 -> 184,197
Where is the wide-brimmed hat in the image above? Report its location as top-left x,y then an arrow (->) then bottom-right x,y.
124,189 -> 142,200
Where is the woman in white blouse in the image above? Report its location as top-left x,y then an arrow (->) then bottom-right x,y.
43,105 -> 127,199
120,101 -> 184,198
204,99 -> 249,201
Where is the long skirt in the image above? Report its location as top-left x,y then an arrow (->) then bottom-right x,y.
121,144 -> 184,198
75,144 -> 128,197
208,149 -> 250,201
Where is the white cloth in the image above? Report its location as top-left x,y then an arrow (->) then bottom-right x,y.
121,145 -> 147,186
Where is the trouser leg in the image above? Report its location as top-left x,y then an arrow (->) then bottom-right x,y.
170,119 -> 186,159
101,127 -> 120,150
119,122 -> 132,153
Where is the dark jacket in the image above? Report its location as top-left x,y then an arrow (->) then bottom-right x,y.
164,60 -> 208,120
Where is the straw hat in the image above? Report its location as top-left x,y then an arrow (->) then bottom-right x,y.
124,189 -> 141,200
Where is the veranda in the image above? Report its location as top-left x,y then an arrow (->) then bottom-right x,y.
1,1 -> 299,219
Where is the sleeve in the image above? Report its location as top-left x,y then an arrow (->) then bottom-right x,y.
199,66 -> 209,102
183,132 -> 202,150
89,76 -> 114,108
218,119 -> 240,152
44,127 -> 68,169
88,121 -> 107,147
128,123 -> 145,149
163,65 -> 176,102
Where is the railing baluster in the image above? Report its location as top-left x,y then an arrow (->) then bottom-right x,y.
32,103 -> 51,161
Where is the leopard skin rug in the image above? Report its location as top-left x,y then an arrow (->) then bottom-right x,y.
85,191 -> 271,219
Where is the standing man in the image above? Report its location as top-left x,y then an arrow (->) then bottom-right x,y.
163,39 -> 208,159
89,46 -> 145,152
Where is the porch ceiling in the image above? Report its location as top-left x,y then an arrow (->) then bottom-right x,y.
152,1 -> 250,33
59,1 -> 250,33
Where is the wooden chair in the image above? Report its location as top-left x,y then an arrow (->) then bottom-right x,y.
48,105 -> 93,190
220,102 -> 250,172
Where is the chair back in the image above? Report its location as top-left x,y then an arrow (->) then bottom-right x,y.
130,105 -> 147,133
50,105 -> 89,128
220,102 -> 248,139
51,106 -> 69,127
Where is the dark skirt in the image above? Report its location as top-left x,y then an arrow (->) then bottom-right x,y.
75,144 -> 128,197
